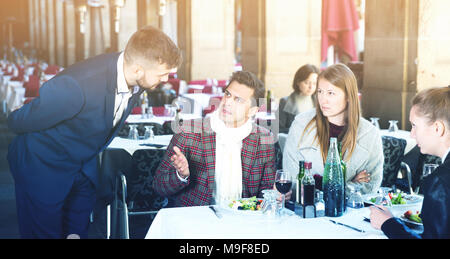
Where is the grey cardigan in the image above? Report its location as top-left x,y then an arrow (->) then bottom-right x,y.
282,109 -> 384,194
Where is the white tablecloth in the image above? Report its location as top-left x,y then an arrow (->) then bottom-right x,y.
380,130 -> 416,154
145,206 -> 387,239
125,113 -> 201,125
107,135 -> 173,155
181,93 -> 223,116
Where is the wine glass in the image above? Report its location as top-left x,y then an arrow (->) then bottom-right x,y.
144,125 -> 155,140
128,124 -> 139,140
415,163 -> 439,193
275,170 -> 292,215
146,106 -> 154,118
347,184 -> 364,209
370,117 -> 380,130
375,187 -> 392,207
388,120 -> 399,132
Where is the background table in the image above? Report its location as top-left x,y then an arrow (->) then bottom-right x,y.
145,206 -> 388,239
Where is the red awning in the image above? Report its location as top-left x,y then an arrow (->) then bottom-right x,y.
321,0 -> 360,62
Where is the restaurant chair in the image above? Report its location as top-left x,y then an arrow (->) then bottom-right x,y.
400,146 -> 442,193
111,149 -> 168,239
381,136 -> 408,191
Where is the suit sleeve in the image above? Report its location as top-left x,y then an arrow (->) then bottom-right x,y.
152,131 -> 190,197
421,174 -> 450,239
258,132 -> 277,197
7,75 -> 84,134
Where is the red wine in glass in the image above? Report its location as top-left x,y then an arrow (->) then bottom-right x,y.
276,180 -> 292,194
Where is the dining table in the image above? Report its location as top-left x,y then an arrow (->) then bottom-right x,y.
145,206 -> 390,239
125,113 -> 201,125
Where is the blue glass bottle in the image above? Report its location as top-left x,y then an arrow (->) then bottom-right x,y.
322,137 -> 345,217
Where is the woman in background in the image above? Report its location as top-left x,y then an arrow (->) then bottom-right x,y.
278,64 -> 319,133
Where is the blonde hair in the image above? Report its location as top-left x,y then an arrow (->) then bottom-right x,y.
301,63 -> 360,163
124,26 -> 182,68
412,87 -> 450,126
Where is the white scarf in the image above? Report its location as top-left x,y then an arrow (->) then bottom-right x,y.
210,111 -> 253,206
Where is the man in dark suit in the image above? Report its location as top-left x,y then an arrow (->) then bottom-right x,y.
369,87 -> 450,239
7,26 -> 182,238
153,71 -> 278,207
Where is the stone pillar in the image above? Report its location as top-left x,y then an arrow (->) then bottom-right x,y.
177,0 -> 235,82
362,0 -> 450,130
118,0 -> 137,51
240,0 -> 322,99
54,0 -> 65,66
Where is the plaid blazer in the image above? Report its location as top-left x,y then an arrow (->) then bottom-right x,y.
153,117 -> 276,207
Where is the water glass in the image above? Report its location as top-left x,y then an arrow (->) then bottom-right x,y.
128,124 -> 139,140
144,125 -> 154,140
388,120 -> 399,132
347,184 -> 364,209
370,117 -> 380,130
375,187 -> 392,207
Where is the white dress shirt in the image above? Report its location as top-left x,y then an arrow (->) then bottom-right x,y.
113,53 -> 133,127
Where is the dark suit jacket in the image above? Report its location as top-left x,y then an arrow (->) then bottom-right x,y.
152,117 -> 276,207
7,52 -> 143,204
381,153 -> 450,239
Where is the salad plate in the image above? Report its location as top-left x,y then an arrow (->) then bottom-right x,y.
223,197 -> 264,213
362,192 -> 423,207
399,210 -> 423,227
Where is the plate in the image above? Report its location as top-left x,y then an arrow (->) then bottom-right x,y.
221,197 -> 264,213
362,193 -> 423,207
399,215 -> 423,227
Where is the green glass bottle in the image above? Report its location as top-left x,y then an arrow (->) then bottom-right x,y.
266,90 -> 272,115
338,142 -> 347,210
296,160 -> 305,204
322,138 -> 345,217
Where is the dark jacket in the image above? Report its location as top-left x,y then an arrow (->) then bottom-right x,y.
381,153 -> 450,239
7,52 -> 143,204
277,92 -> 315,134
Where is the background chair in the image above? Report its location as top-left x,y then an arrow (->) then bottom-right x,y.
110,149 -> 168,239
381,136 -> 410,192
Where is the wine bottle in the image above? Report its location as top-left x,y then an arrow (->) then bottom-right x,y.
266,90 -> 272,115
322,138 -> 345,217
296,160 -> 305,203
301,162 -> 315,206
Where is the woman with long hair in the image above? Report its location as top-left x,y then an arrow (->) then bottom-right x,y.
283,63 -> 383,195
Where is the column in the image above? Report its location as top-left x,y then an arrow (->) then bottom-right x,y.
177,0 -> 235,82
240,0 -> 322,99
362,0 -> 450,129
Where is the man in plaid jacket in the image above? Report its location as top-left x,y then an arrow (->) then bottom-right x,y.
153,71 -> 277,207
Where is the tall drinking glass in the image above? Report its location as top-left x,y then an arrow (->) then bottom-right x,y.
370,117 -> 380,130
144,126 -> 154,140
275,170 -> 292,215
388,120 -> 399,132
128,124 -> 139,140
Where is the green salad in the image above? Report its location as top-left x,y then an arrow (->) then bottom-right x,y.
228,196 -> 263,211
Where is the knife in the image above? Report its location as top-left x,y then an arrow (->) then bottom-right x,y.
329,219 -> 365,233
209,206 -> 223,219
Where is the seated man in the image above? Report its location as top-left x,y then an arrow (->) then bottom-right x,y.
152,71 -> 276,207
